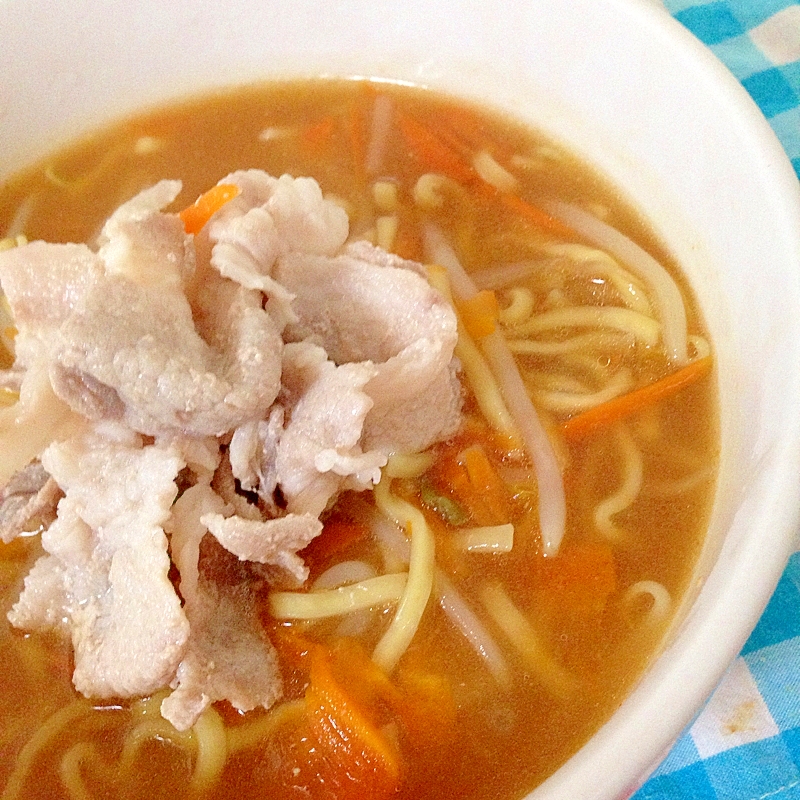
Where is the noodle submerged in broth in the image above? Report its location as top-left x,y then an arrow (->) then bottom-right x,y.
0,80 -> 718,800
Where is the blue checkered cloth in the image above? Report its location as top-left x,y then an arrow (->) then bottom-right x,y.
635,3 -> 800,797
666,0 -> 800,180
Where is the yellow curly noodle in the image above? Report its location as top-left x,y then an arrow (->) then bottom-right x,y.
269,573 -> 409,620
479,584 -> 576,699
371,476 -> 436,673
593,423 -> 645,541
3,701 -> 99,800
2,695 -> 228,800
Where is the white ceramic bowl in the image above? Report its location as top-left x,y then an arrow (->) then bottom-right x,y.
2,1 -> 800,798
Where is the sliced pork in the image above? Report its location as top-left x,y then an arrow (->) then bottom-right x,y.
210,170 -> 349,258
0,241 -> 103,368
276,241 -> 462,452
0,358 -> 87,486
0,168 -> 462,728
97,179 -> 193,290
274,341 -> 384,516
162,536 -> 283,732
10,429 -> 188,698
201,510 -> 322,585
54,274 -> 283,437
163,483 -> 284,730
229,407 -> 284,502
206,171 -> 349,329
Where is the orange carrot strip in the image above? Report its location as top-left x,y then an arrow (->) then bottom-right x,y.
328,638 -> 404,710
457,289 -> 499,339
540,541 -> 617,618
429,455 -> 491,527
348,105 -> 367,176
426,422 -> 519,527
398,112 -> 571,239
397,112 -> 478,185
269,626 -> 321,679
432,456 -> 476,508
301,116 -> 336,155
438,105 -> 493,153
459,444 -> 511,524
299,518 -> 371,575
391,663 -> 456,750
305,644 -> 402,800
179,183 -> 240,235
561,355 -> 713,440
436,110 -> 574,239
461,444 -> 505,496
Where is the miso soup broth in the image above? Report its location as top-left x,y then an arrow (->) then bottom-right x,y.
0,80 -> 718,800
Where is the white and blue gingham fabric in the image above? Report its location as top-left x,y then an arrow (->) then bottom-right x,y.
665,0 -> 800,179
635,2 -> 800,797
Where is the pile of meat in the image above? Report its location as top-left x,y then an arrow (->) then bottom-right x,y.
0,170 -> 461,730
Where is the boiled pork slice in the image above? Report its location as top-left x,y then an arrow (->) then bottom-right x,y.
0,357 -> 87,486
53,274 -> 283,437
206,170 -> 349,329
209,170 -> 349,258
97,179 -> 193,290
163,483 -> 284,730
276,240 -> 462,453
0,181 -> 284,440
9,428 -> 189,699
0,241 -> 103,369
0,167 -> 465,731
228,407 -> 284,502
201,509 -> 322,585
275,341 -> 385,516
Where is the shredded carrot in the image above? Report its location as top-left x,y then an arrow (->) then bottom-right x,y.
299,517 -> 371,577
270,626 -> 320,670
392,662 -> 457,750
397,112 -> 478,185
561,355 -> 713,440
539,541 -> 617,618
438,105 -> 495,154
274,635 -> 456,795
427,441 -> 510,527
348,82 -> 377,184
328,638 -> 403,710
348,105 -> 367,180
179,183 -> 240,235
304,642 -> 403,800
459,444 -> 511,522
457,289 -> 499,339
300,116 -> 336,155
429,455 -> 487,526
398,111 -> 571,239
